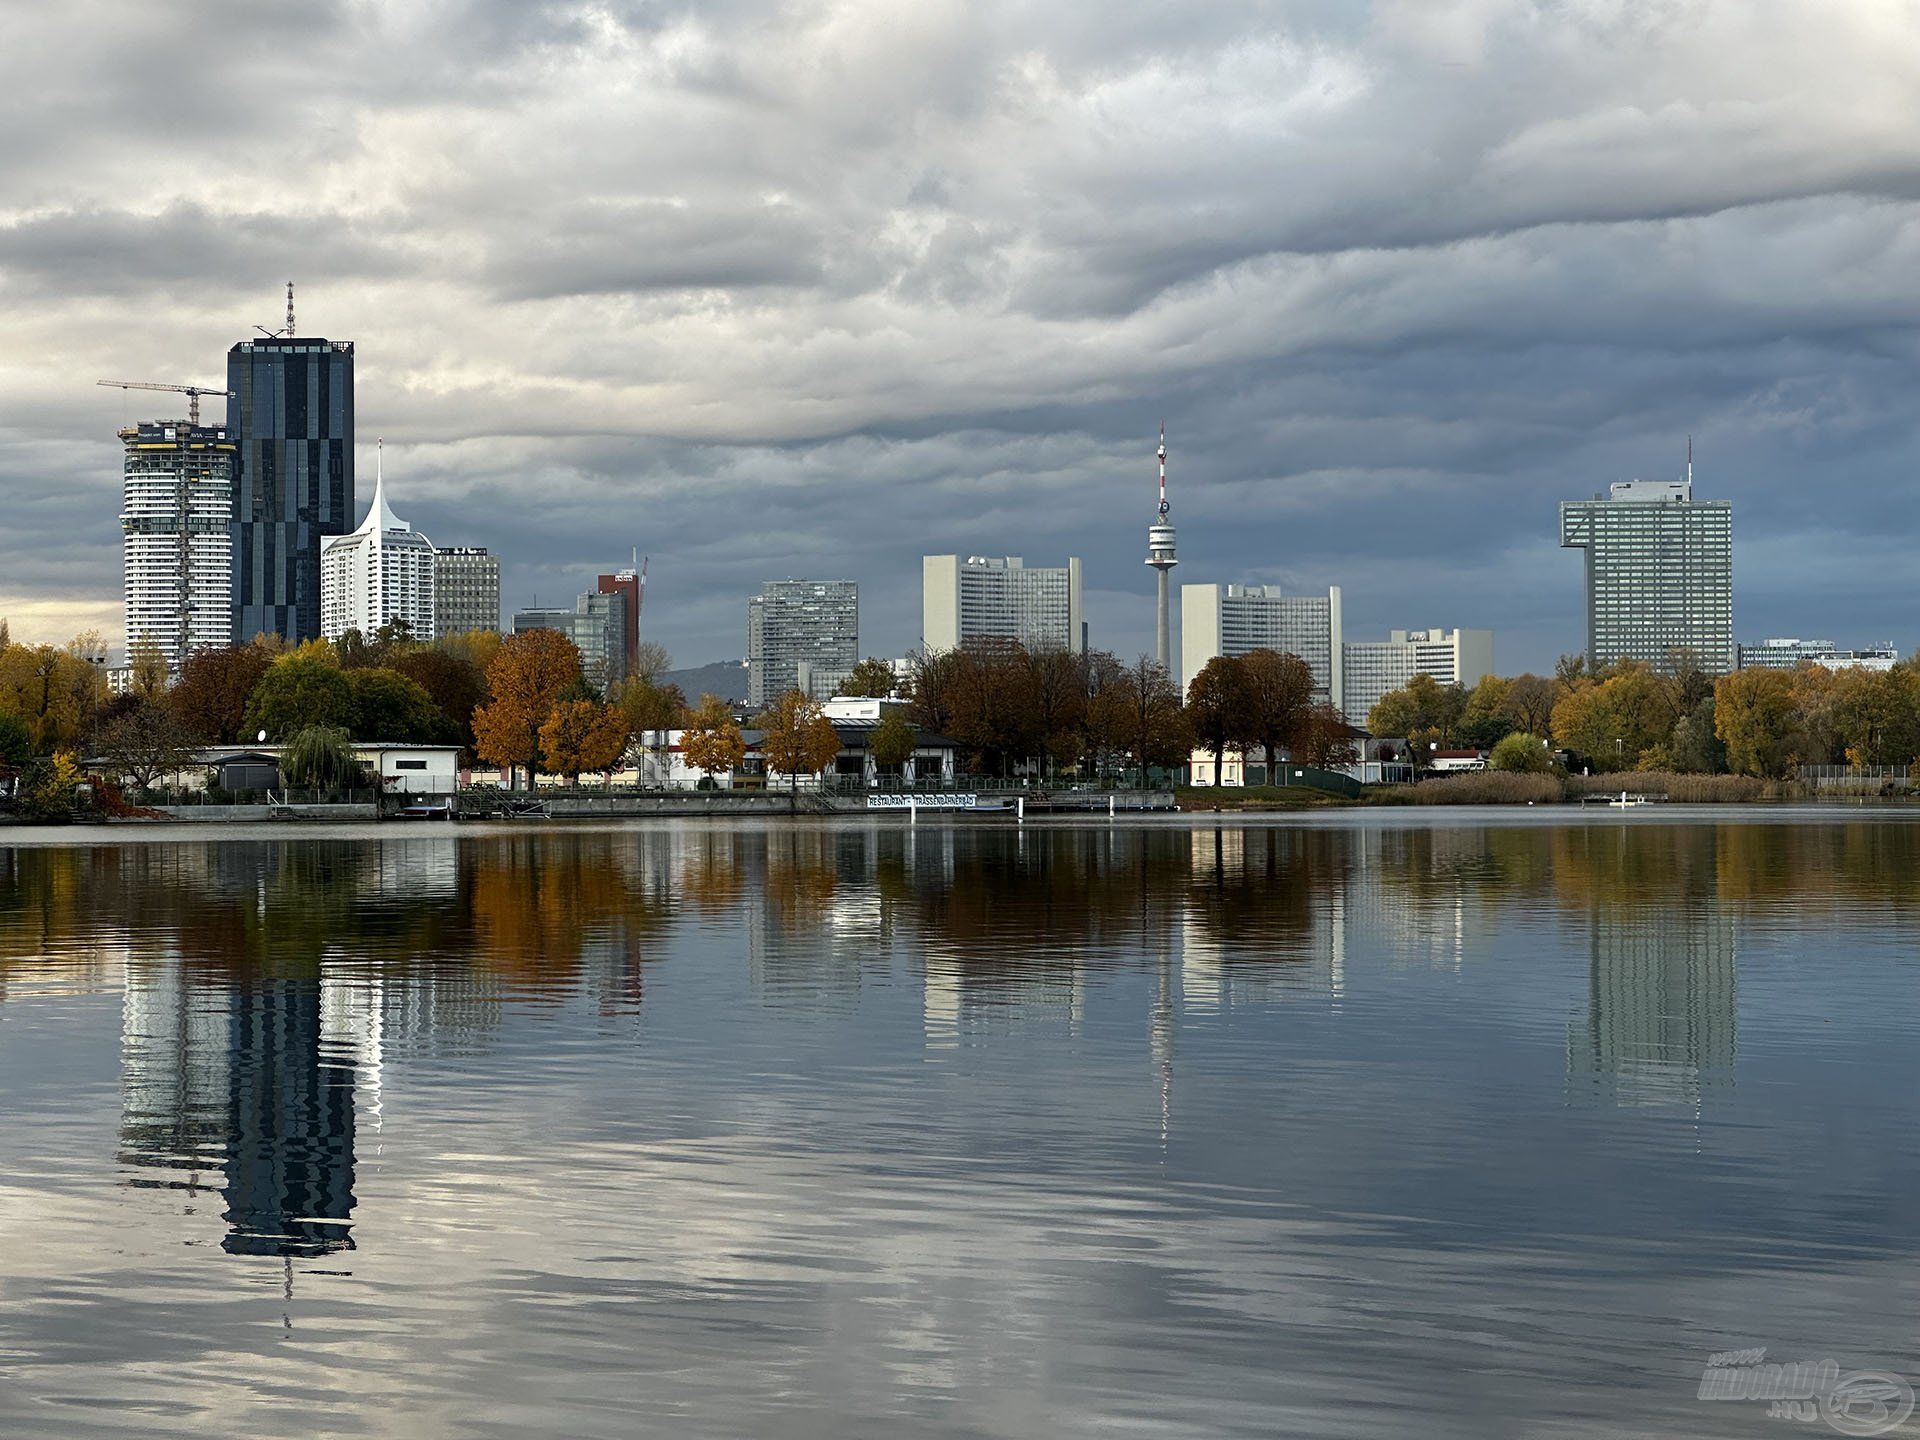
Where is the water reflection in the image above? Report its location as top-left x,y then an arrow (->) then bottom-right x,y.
7,819 -> 1920,1259
3,818 -> 1920,1435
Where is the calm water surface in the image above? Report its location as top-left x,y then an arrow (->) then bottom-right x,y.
1,812 -> 1917,1438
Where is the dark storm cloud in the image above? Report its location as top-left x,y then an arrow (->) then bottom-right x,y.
5,0 -> 1920,668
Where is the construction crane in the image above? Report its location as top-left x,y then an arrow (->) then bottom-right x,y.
96,380 -> 233,426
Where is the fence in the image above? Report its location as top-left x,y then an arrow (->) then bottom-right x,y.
1797,765 -> 1915,793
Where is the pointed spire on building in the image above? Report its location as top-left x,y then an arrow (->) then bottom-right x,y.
351,437 -> 404,536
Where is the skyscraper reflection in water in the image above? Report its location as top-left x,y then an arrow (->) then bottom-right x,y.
121,957 -> 369,1258
1568,905 -> 1737,1108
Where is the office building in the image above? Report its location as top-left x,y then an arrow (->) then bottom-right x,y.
1181,582 -> 1343,705
435,547 -> 501,636
1559,475 -> 1733,674
1737,638 -> 1898,672
513,588 -> 629,689
747,579 -> 859,707
1341,627 -> 1495,727
922,555 -> 1084,654
319,447 -> 436,642
228,330 -> 355,643
597,559 -> 644,675
118,420 -> 238,672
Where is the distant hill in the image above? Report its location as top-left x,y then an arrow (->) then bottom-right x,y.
661,659 -> 749,703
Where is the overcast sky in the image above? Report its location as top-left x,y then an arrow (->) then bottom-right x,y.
5,0 -> 1919,671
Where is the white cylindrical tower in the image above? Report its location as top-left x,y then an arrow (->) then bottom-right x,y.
1145,424 -> 1178,671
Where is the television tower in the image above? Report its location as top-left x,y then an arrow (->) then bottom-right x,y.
1145,423 -> 1178,670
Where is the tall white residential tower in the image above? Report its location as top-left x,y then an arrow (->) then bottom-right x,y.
320,441 -> 436,642
119,420 -> 238,671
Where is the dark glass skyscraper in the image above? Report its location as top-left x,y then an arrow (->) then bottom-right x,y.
228,335 -> 355,643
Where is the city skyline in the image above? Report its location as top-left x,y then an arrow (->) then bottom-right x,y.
8,6 -> 1920,671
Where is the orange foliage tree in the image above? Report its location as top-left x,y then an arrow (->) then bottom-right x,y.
473,630 -> 583,787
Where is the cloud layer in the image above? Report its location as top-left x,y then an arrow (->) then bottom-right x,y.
6,0 -> 1920,667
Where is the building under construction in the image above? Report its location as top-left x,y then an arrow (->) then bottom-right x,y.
118,419 -> 238,672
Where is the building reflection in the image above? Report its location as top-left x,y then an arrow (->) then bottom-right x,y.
121,957 -> 369,1258
1568,906 -> 1737,1108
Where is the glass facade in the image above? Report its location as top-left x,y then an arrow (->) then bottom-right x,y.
228,336 -> 355,643
1560,480 -> 1733,674
436,548 -> 502,636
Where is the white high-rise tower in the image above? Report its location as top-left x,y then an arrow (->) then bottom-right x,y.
119,419 -> 238,672
1145,423 -> 1178,671
320,440 -> 436,642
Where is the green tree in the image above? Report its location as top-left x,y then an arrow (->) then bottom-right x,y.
1367,673 -> 1468,744
345,667 -> 445,742
244,654 -> 354,740
842,657 -> 898,698
1670,696 -> 1726,774
281,726 -> 360,791
1489,731 -> 1553,773
869,710 -> 919,774
0,711 -> 31,770
757,689 -> 844,802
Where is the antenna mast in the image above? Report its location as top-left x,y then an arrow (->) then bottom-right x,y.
286,282 -> 296,336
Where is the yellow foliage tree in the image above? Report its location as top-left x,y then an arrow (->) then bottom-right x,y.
539,700 -> 632,784
758,690 -> 844,801
680,694 -> 747,786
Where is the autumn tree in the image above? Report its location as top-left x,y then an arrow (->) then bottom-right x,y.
1187,655 -> 1251,783
168,644 -> 276,743
1489,731 -> 1553,773
472,629 -> 584,787
681,693 -> 747,786
1238,648 -> 1316,777
842,657 -> 898,698
1093,655 -> 1189,782
1294,702 -> 1359,769
613,676 -> 687,786
388,645 -> 490,754
1500,674 -> 1558,738
1549,663 -> 1673,770
90,698 -> 198,793
539,700 -> 632,784
758,689 -> 844,802
1715,668 -> 1801,778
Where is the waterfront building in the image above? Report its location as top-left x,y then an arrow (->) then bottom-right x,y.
228,327 -> 355,643
320,446 -> 435,642
1341,628 -> 1495,726
1181,582 -> 1343,705
434,547 -> 500,636
1559,473 -> 1733,674
922,555 -> 1085,655
1736,638 -> 1898,672
513,588 -> 629,689
118,420 -> 238,672
747,579 -> 859,707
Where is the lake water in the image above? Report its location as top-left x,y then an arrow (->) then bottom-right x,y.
1,813 -> 1917,1438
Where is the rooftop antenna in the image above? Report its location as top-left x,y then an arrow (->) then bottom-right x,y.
286,281 -> 296,336
1686,434 -> 1693,486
